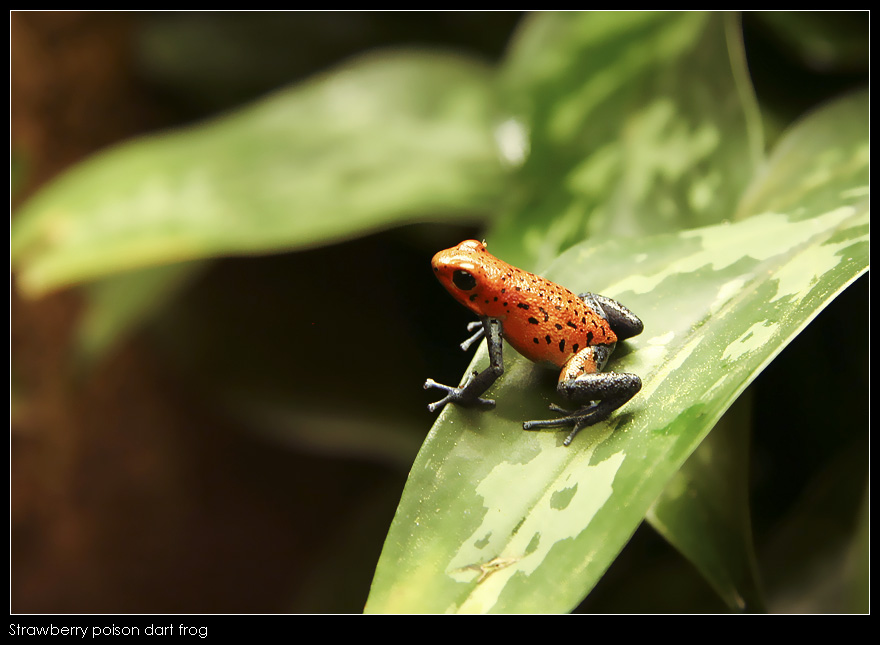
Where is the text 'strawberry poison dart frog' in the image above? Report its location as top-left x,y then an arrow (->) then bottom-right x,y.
425,240 -> 643,446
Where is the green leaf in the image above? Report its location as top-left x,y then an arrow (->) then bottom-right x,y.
73,262 -> 208,369
490,12 -> 762,271
11,49 -> 503,297
759,439 -> 868,613
735,89 -> 868,222
647,391 -> 765,613
643,88 -> 868,614
365,90 -> 867,613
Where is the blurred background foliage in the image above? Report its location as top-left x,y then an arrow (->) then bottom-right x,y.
11,11 -> 867,613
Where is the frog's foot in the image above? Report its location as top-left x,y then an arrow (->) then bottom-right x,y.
522,401 -> 614,446
523,371 -> 641,445
425,374 -> 496,412
426,317 -> 504,414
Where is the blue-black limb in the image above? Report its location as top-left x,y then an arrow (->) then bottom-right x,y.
522,372 -> 641,446
579,292 -> 643,341
425,317 -> 504,412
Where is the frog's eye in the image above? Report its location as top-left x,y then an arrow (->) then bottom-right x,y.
452,269 -> 477,291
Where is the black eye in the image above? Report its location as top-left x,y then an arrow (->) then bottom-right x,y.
452,270 -> 477,291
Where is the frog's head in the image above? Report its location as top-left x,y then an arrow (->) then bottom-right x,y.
431,239 -> 503,316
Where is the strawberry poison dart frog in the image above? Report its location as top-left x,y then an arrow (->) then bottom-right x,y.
425,240 -> 643,446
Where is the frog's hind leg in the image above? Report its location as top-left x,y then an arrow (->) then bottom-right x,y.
522,344 -> 640,446
579,292 -> 643,341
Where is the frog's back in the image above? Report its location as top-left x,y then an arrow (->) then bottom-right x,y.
498,271 -> 617,368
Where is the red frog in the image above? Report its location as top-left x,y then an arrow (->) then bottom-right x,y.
425,240 -> 643,446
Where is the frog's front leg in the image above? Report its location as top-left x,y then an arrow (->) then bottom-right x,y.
523,344 -> 641,446
425,317 -> 504,412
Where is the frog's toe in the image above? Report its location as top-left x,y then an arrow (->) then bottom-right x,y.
524,401 -> 599,426
523,401 -> 612,445
425,379 -> 495,411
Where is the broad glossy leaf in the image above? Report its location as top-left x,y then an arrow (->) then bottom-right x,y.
490,11 -> 769,611
365,90 -> 867,613
647,392 -> 765,612
73,262 -> 207,368
11,50 -> 502,297
760,439 -> 868,612
490,12 -> 762,271
644,88 -> 868,612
